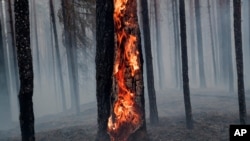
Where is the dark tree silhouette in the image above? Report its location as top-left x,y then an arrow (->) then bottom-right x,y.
233,0 -> 247,125
95,0 -> 114,140
140,0 -> 159,125
14,0 -> 35,140
179,0 -> 193,129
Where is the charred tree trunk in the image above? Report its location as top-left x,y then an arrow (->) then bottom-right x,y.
233,0 -> 247,125
49,0 -> 66,111
95,0 -> 114,140
179,0 -> 193,129
140,0 -> 159,125
14,0 -> 35,140
194,0 -> 206,88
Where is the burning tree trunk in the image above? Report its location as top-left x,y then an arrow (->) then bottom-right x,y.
14,0 -> 35,140
179,0 -> 194,129
233,0 -> 247,125
107,0 -> 149,141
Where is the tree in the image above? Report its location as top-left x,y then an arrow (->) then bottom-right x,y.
179,0 -> 193,129
194,0 -> 206,88
233,0 -> 247,125
14,0 -> 35,140
140,0 -> 159,125
95,0 -> 114,140
61,0 -> 80,114
49,0 -> 67,111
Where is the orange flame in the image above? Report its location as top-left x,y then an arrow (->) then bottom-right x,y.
108,0 -> 142,140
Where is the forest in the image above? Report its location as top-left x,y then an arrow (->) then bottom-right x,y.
0,0 -> 250,141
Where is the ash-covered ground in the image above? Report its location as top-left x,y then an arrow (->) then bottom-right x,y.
1,89 -> 250,141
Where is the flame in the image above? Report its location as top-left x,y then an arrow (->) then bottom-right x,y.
108,0 -> 142,140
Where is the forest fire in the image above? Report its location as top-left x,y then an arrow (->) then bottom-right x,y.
107,0 -> 143,140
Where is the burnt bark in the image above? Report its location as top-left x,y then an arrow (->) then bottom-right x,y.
95,0 -> 114,140
194,0 -> 206,88
14,0 -> 35,140
140,0 -> 159,125
233,0 -> 247,125
179,0 -> 194,129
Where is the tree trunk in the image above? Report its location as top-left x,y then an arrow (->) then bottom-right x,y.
233,0 -> 247,125
107,0 -> 149,140
140,0 -> 159,125
7,0 -> 19,88
0,19 -> 11,128
179,0 -> 193,129
14,0 -> 35,140
207,0 -> 217,85
194,0 -> 206,88
154,0 -> 164,90
95,0 -> 114,140
172,0 -> 181,89
189,0 -> 197,84
49,0 -> 66,111
61,0 -> 80,114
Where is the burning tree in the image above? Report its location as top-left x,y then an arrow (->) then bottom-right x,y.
96,0 -> 148,141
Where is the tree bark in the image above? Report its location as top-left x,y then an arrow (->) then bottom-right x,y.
179,0 -> 193,129
140,0 -> 159,125
233,0 -> 247,125
95,0 -> 114,140
14,0 -> 35,140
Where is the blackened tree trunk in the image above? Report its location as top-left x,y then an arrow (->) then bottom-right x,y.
233,0 -> 247,125
49,0 -> 66,111
95,0 -> 114,140
194,0 -> 206,88
140,0 -> 159,125
14,0 -> 35,140
179,0 -> 193,129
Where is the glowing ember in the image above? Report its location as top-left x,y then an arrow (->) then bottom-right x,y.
107,0 -> 143,140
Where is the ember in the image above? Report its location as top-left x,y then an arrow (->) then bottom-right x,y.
107,0 -> 143,140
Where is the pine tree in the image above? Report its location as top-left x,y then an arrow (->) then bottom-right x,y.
14,0 -> 35,140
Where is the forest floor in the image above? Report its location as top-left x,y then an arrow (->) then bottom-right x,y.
1,89 -> 250,141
